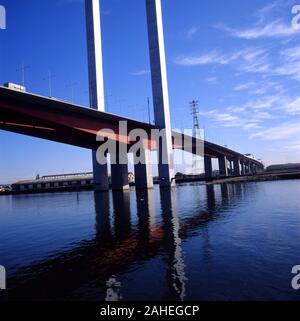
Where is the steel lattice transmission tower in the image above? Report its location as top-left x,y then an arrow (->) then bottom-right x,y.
190,100 -> 202,174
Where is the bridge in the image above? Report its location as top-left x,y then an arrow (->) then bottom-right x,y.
0,86 -> 263,190
0,0 -> 264,190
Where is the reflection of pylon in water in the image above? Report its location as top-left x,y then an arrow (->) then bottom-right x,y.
190,100 -> 202,174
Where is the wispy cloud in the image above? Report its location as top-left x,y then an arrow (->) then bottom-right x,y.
255,1 -> 283,23
206,77 -> 218,84
285,97 -> 300,114
186,26 -> 199,39
175,51 -> 227,66
270,45 -> 300,81
218,20 -> 297,39
246,95 -> 280,110
285,142 -> 300,150
175,47 -> 270,75
233,82 -> 255,91
102,9 -> 112,15
251,122 -> 300,140
200,109 -> 261,130
130,69 -> 150,76
216,0 -> 296,39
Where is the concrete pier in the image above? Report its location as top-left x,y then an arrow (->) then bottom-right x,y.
92,150 -> 109,190
111,163 -> 130,191
245,162 -> 250,175
233,158 -> 241,176
110,145 -> 130,191
229,161 -> 233,176
204,156 -> 213,179
250,163 -> 255,175
134,147 -> 154,189
85,0 -> 109,190
218,156 -> 228,177
241,161 -> 245,175
146,0 -> 175,187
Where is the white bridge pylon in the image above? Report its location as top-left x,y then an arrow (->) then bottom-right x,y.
85,0 -> 175,189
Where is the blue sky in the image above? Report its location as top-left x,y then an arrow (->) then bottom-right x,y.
1,0 -> 300,183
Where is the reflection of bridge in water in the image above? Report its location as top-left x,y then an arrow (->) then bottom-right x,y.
1,183 -> 253,301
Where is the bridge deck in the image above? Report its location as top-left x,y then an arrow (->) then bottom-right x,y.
0,87 -> 262,166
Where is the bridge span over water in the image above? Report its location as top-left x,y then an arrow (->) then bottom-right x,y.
0,86 -> 263,189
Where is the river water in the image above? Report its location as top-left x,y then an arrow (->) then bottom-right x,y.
0,180 -> 300,301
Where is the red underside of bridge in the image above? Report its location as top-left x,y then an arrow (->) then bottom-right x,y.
0,87 -> 262,166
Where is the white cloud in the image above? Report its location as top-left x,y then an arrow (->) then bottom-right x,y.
255,1 -> 281,23
175,51 -> 226,66
251,122 -> 300,140
218,20 -> 297,39
130,69 -> 150,76
285,97 -> 300,114
175,47 -> 269,71
271,46 -> 300,81
253,111 -> 274,120
217,0 -> 296,40
206,77 -> 218,84
247,95 -> 280,109
280,46 -> 300,61
233,82 -> 255,91
227,106 -> 246,113
285,142 -> 300,151
200,109 -> 260,130
186,26 -> 199,38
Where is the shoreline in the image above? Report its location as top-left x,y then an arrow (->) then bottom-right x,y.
1,171 -> 300,196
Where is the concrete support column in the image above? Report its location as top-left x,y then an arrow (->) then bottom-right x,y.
241,162 -> 246,175
233,158 -> 241,176
218,156 -> 228,177
204,156 -> 213,180
134,148 -> 154,189
229,161 -> 233,176
244,164 -> 248,174
253,165 -> 257,174
146,0 -> 175,188
92,151 -> 109,190
111,163 -> 129,191
85,0 -> 109,190
245,163 -> 250,175
110,145 -> 130,191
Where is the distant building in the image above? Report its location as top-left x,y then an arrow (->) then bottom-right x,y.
11,172 -> 135,192
12,172 -> 94,192
3,82 -> 26,93
266,163 -> 300,172
0,185 -> 11,192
